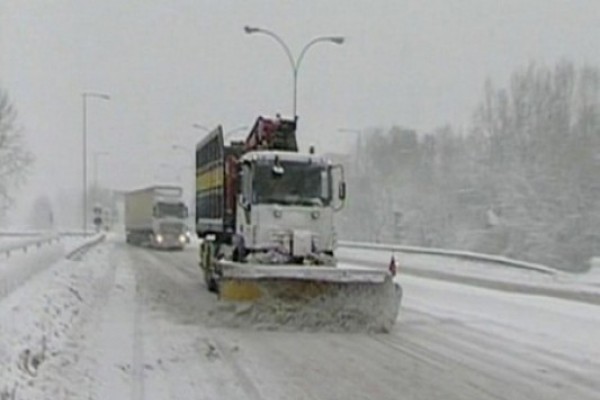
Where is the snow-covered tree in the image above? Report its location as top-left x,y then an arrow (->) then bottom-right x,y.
341,61 -> 600,271
0,89 -> 33,215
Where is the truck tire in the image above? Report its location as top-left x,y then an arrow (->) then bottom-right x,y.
206,273 -> 218,293
200,239 -> 219,293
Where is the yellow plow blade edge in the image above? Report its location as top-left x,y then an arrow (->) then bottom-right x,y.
213,263 -> 402,333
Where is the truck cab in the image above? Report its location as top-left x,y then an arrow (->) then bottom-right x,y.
236,150 -> 344,264
195,115 -> 346,264
151,198 -> 189,248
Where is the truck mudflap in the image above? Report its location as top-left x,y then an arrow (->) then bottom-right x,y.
209,261 -> 402,333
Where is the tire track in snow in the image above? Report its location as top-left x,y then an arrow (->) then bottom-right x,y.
65,240 -> 600,400
131,280 -> 146,400
128,246 -> 269,399
211,337 -> 265,400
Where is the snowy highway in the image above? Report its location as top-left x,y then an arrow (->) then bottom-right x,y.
1,236 -> 599,399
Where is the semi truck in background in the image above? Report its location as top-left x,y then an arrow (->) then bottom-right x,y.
124,185 -> 189,250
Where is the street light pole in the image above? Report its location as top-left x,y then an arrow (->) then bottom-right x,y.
82,92 -> 110,235
224,125 -> 249,140
244,26 -> 344,119
192,123 -> 210,132
93,151 -> 109,191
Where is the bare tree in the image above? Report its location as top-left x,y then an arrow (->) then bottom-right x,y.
0,89 -> 34,214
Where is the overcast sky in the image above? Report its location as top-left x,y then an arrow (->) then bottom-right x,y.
2,0 -> 600,226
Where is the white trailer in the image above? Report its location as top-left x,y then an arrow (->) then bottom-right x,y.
124,185 -> 189,250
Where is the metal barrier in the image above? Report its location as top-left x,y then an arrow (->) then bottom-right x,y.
65,233 -> 106,260
338,240 -> 557,275
0,235 -> 62,259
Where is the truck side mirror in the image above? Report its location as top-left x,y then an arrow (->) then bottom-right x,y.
338,182 -> 346,200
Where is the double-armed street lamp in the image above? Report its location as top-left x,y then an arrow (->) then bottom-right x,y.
244,26 -> 344,119
223,125 -> 249,141
82,92 -> 110,234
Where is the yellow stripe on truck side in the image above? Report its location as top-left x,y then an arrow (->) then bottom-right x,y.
196,167 -> 223,191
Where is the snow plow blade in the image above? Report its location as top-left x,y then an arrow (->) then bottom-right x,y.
212,262 -> 402,333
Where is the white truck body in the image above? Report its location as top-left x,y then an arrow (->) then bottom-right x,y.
124,186 -> 189,249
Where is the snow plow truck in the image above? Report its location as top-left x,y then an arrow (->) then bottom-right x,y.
196,116 -> 401,331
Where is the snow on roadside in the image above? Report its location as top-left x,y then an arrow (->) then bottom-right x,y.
0,240 -> 113,398
339,247 -> 600,294
577,257 -> 600,284
0,241 -> 65,301
399,274 -> 600,366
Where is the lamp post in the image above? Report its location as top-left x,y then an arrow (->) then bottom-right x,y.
224,125 -> 249,140
82,92 -> 110,235
93,151 -> 110,191
192,123 -> 210,132
244,26 -> 344,118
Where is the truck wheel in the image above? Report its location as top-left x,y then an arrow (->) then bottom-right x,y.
232,236 -> 247,262
200,240 -> 219,293
206,275 -> 218,293
202,264 -> 218,293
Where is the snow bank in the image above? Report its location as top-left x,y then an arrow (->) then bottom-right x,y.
581,257 -> 600,284
338,247 -> 600,305
0,234 -> 104,301
0,241 -> 113,398
64,233 -> 105,259
0,241 -> 64,301
401,274 -> 600,363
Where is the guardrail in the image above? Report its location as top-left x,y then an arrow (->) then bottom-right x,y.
338,241 -> 600,305
65,233 -> 106,260
0,230 -> 99,237
338,241 -> 557,275
0,235 -> 62,258
0,231 -> 44,237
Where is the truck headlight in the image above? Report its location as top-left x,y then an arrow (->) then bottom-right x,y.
273,209 -> 282,218
179,234 -> 186,243
155,234 -> 163,243
311,210 -> 320,220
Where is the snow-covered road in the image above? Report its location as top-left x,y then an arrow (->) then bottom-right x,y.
1,236 -> 599,399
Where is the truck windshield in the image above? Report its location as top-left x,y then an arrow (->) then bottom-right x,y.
156,202 -> 188,218
252,160 -> 331,206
